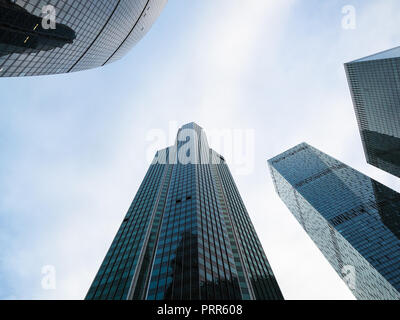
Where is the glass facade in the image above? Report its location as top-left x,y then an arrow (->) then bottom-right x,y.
345,47 -> 400,178
268,143 -> 400,300
86,122 -> 283,300
0,0 -> 167,77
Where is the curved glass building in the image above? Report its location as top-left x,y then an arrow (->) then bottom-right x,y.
0,0 -> 167,77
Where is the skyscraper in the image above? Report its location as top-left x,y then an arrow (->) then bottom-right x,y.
345,47 -> 400,178
268,143 -> 400,300
0,0 -> 167,77
86,123 -> 283,300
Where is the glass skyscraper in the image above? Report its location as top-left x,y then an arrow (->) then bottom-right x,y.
345,46 -> 400,178
268,143 -> 400,300
0,0 -> 166,77
86,122 -> 283,300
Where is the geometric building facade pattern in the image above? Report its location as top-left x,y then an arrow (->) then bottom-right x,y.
269,143 -> 400,300
345,46 -> 400,178
0,0 -> 166,77
86,123 -> 283,300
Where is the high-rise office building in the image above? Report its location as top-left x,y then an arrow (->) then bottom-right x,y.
86,123 -> 283,300
268,143 -> 400,300
0,0 -> 167,77
345,47 -> 400,178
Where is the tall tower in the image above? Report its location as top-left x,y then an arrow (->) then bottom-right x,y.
86,123 -> 283,300
268,143 -> 400,300
345,46 -> 400,178
0,0 -> 167,77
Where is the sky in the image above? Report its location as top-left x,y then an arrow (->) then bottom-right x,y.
1,0 -> 400,300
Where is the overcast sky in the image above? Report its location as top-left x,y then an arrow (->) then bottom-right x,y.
1,0 -> 400,300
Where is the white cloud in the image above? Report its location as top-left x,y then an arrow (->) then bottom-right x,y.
1,0 -> 400,301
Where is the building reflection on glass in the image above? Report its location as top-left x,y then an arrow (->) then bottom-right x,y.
158,231 -> 244,300
162,231 -> 199,300
363,130 -> 400,179
371,180 -> 400,242
345,47 -> 400,178
0,0 -> 76,57
0,0 -> 167,77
